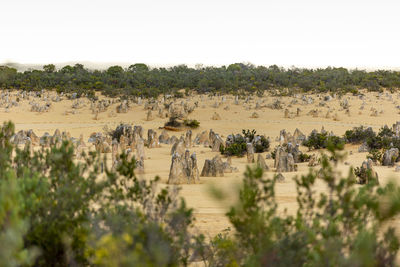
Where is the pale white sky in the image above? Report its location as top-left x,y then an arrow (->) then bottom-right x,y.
0,0 -> 399,69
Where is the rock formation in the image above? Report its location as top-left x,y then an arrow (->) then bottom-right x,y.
274,146 -> 296,172
293,128 -> 306,144
275,173 -> 285,182
147,129 -> 160,148
201,155 -> 225,177
194,131 -> 209,146
184,130 -> 192,148
211,112 -> 221,120
358,143 -> 369,153
287,143 -> 302,163
246,143 -> 254,163
256,154 -> 269,171
159,130 -> 170,144
284,109 -> 289,118
116,101 -> 128,113
171,137 -> 185,156
209,130 -> 224,152
382,148 -> 399,166
357,159 -> 379,184
135,138 -> 145,161
111,139 -> 119,168
167,150 -> 200,184
146,110 -> 153,121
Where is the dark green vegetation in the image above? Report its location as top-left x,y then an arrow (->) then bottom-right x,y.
305,126 -> 399,151
344,126 -> 376,144
1,63 -> 400,97
2,121 -> 400,266
367,149 -> 384,163
346,126 -> 400,164
303,131 -> 345,150
304,125 -> 400,166
220,129 -> 270,157
183,119 -> 200,129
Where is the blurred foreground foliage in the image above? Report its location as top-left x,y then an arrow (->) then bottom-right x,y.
207,146 -> 400,266
0,121 -> 200,266
1,121 -> 400,266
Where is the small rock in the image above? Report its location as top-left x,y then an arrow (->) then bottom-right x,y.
275,173 -> 285,182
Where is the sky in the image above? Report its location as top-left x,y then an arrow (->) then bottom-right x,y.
0,0 -> 399,69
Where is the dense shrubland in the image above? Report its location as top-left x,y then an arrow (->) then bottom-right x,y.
1,121 -> 400,266
303,131 -> 345,150
303,125 -> 400,166
220,129 -> 270,157
344,126 -> 376,144
1,63 -> 400,97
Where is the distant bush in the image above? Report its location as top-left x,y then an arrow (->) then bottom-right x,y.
271,147 -> 277,160
378,125 -> 395,138
303,131 -> 345,150
221,129 -> 269,157
344,126 -> 376,144
174,91 -> 184,98
298,152 -> 311,162
242,129 -> 256,141
184,119 -> 200,129
254,138 -> 270,153
353,166 -> 379,185
364,126 -> 399,151
243,129 -> 270,153
220,135 -> 247,157
367,149 -> 384,164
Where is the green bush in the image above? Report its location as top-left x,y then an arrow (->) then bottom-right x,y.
271,148 -> 276,160
298,152 -> 311,162
367,149 -> 383,163
220,133 -> 246,157
378,125 -> 395,138
303,131 -> 345,150
220,142 -> 247,157
174,91 -> 184,98
364,126 -> 400,151
344,126 -> 376,144
221,129 -> 269,157
242,129 -> 256,141
184,119 -> 200,129
0,173 -> 38,266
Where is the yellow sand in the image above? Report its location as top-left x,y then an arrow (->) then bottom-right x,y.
3,90 -> 400,238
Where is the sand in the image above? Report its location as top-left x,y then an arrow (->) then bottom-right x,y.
3,90 -> 400,238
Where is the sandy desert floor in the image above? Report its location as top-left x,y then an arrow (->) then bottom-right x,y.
3,90 -> 400,238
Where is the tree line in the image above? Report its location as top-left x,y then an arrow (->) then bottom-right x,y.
1,63 -> 400,97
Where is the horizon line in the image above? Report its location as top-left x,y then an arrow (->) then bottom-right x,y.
2,60 -> 400,72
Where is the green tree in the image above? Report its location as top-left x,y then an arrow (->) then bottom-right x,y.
128,63 -> 149,73
43,64 -> 55,73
